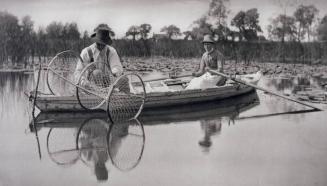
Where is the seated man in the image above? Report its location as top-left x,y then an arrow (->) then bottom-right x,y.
186,34 -> 226,89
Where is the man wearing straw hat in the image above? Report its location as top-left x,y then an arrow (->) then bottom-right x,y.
75,24 -> 123,86
186,34 -> 226,89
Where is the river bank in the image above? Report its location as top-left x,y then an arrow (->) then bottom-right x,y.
2,56 -> 327,81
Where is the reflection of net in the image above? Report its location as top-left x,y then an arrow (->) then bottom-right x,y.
107,119 -> 145,171
47,50 -> 80,96
77,62 -> 114,110
46,128 -> 79,166
76,118 -> 110,167
107,74 -> 146,123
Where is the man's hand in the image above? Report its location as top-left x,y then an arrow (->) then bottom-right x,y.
112,67 -> 123,77
80,79 -> 93,90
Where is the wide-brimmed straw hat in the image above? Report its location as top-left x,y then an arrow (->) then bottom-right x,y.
91,24 -> 112,45
202,34 -> 215,44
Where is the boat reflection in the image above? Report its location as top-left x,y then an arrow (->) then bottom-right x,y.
32,117 -> 145,182
30,92 -> 260,162
139,91 -> 259,124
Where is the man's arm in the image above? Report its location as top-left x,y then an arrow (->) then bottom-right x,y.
74,48 -> 90,83
192,56 -> 206,77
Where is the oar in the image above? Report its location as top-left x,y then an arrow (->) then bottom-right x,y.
143,73 -> 193,83
208,70 -> 323,111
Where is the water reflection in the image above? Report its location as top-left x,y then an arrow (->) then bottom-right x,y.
265,75 -> 325,97
77,118 -> 110,181
266,75 -> 315,93
31,115 -> 145,182
199,118 -> 222,153
2,71 -> 327,185
0,72 -> 33,118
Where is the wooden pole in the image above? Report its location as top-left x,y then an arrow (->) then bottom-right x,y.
208,70 -> 323,111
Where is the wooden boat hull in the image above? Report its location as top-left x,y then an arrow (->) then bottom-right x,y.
30,91 -> 259,129
26,83 -> 255,112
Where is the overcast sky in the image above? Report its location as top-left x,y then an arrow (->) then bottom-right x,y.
1,0 -> 327,37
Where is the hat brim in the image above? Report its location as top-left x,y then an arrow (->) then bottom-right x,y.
202,41 -> 215,44
91,33 -> 112,45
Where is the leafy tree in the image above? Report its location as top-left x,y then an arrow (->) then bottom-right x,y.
294,4 -> 319,41
63,22 -> 80,41
20,15 -> 35,66
190,16 -> 214,40
317,15 -> 327,41
0,11 -> 21,64
35,27 -> 48,62
63,22 -> 80,50
268,14 -> 297,41
208,0 -> 230,26
160,25 -> 181,39
126,25 -> 140,40
183,31 -> 195,40
231,11 -> 246,33
46,21 -> 64,54
82,31 -> 92,48
46,21 -> 64,39
212,24 -> 230,41
139,23 -> 152,39
231,8 -> 262,41
189,0 -> 230,40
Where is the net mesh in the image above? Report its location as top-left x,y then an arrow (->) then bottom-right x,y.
76,61 -> 114,110
46,128 -> 79,166
107,73 -> 146,123
47,50 -> 80,96
107,119 -> 145,171
76,118 -> 110,167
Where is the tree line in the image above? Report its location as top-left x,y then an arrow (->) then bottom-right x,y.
1,0 -> 327,68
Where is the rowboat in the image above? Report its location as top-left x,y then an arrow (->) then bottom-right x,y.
26,71 -> 262,112
30,91 -> 259,129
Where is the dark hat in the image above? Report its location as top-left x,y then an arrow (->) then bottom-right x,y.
91,24 -> 112,45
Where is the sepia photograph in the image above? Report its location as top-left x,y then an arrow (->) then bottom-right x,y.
1,0 -> 327,185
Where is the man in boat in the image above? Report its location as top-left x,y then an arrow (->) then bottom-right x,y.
74,24 -> 124,88
186,34 -> 227,89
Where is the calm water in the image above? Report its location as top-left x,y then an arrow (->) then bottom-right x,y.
0,72 -> 327,186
